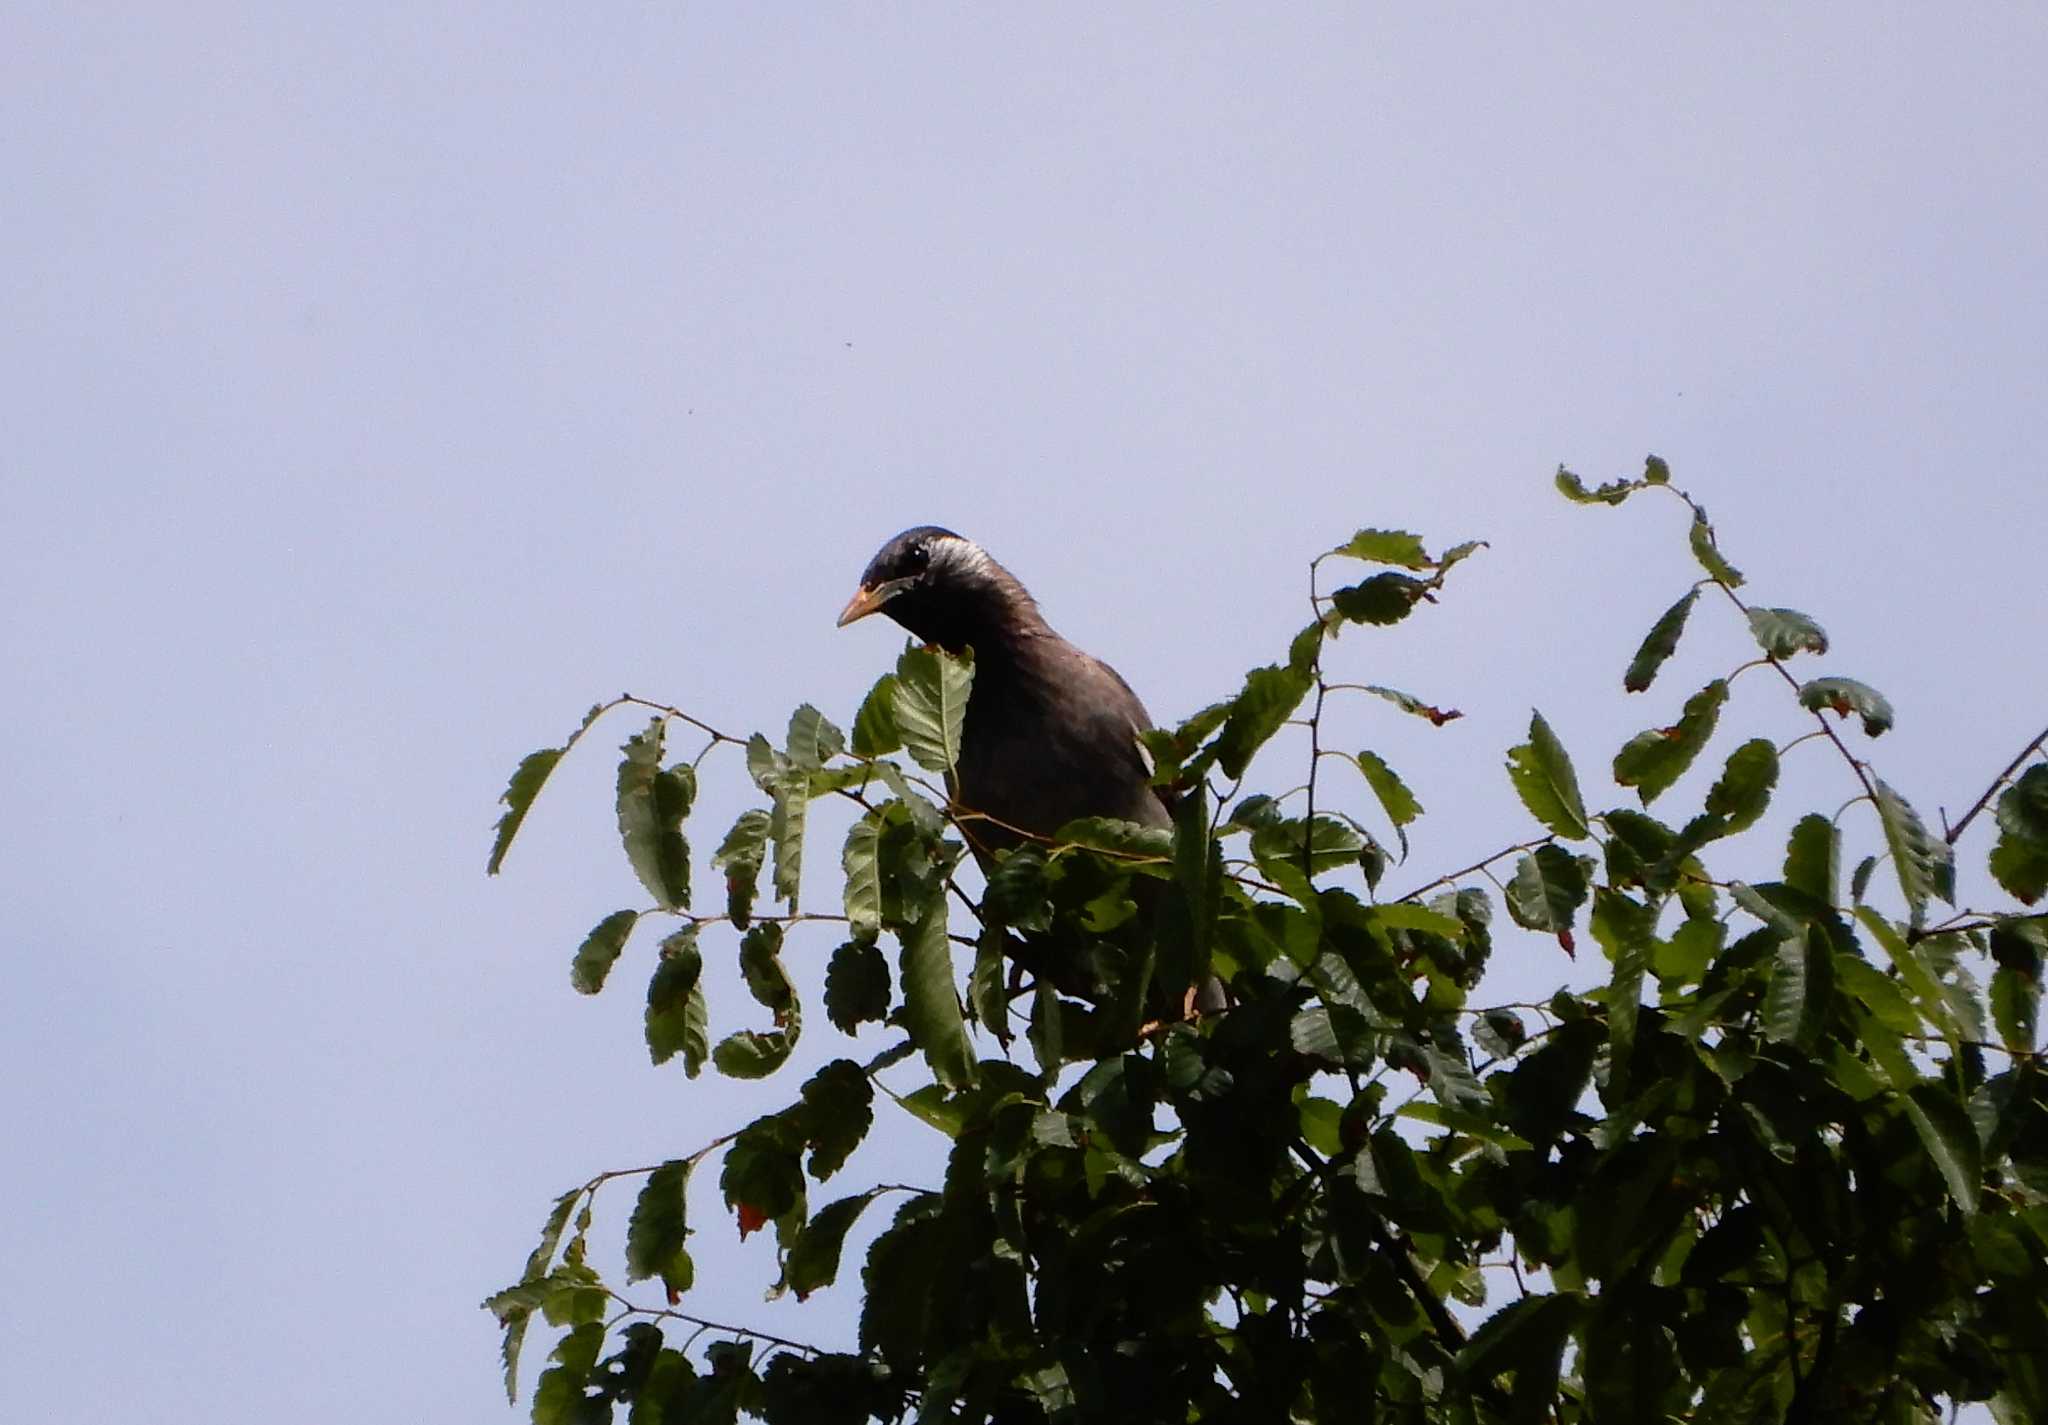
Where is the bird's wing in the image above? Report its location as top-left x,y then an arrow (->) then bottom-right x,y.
1079,653 -> 1176,826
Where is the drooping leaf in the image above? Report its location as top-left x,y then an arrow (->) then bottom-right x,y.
785,704 -> 845,771
1555,466 -> 1639,505
1991,960 -> 2040,1054
624,1161 -> 694,1295
489,747 -> 563,875
720,1124 -> 806,1234
769,777 -> 807,908
1613,679 -> 1728,805
714,1028 -> 797,1079
1213,663 -> 1314,779
1357,684 -> 1463,726
824,939 -> 891,1033
1504,845 -> 1590,935
1875,778 -> 1956,919
1995,765 -> 2048,845
841,814 -> 883,942
1330,527 -> 1429,568
1798,677 -> 1894,737
893,645 -> 974,774
1624,590 -> 1699,694
646,928 -> 709,1075
1991,835 -> 2048,904
737,923 -> 794,1013
1904,1084 -> 1982,1217
1329,572 -> 1431,625
1783,813 -> 1839,905
1507,711 -> 1590,839
570,909 -> 639,994
798,1059 -> 874,1181
1763,925 -> 1834,1052
712,808 -> 771,927
899,891 -> 974,1089
784,1192 -> 883,1302
1687,508 -> 1744,587
1704,738 -> 1777,834
1591,888 -> 1654,1068
492,1189 -> 582,1400
616,719 -> 694,910
1458,1292 -> 1582,1415
1354,749 -> 1423,850
849,674 -> 903,758
1745,607 -> 1828,659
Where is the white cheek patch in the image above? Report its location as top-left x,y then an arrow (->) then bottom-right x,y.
931,537 -> 995,580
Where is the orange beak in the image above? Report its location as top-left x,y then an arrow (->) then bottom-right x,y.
835,584 -> 891,627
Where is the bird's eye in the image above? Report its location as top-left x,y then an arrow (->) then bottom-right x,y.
906,542 -> 930,572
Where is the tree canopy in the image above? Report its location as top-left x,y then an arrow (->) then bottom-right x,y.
485,462 -> 2048,1424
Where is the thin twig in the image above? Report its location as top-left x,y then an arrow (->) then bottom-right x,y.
1944,722 -> 2048,845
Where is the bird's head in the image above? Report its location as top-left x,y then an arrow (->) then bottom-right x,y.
836,526 -> 1037,651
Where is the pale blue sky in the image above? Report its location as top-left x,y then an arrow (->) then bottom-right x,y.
4,7 -> 2044,1419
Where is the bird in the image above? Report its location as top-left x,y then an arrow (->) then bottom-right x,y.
835,526 -> 1172,859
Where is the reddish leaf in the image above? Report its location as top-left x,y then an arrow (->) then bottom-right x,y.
735,1202 -> 769,1239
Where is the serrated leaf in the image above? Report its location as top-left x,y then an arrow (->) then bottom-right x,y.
1705,738 -> 1777,834
1851,854 -> 1877,903
1507,711 -> 1590,839
1504,846 -> 1589,934
713,1028 -> 798,1078
1875,778 -> 1956,919
1332,527 -> 1429,568
1745,607 -> 1828,659
769,778 -> 806,908
798,1060 -> 874,1180
616,720 -> 694,910
1798,677 -> 1894,737
1991,835 -> 2048,904
738,923 -> 793,1012
1904,1084 -> 1982,1217
1613,679 -> 1728,805
1624,590 -> 1699,694
713,808 -> 771,927
1329,571 -> 1431,625
785,704 -> 845,771
1763,925 -> 1834,1052
625,1161 -> 694,1294
1687,508 -> 1744,587
899,891 -> 973,1089
893,645 -> 974,774
646,928 -> 709,1075
1995,765 -> 2048,845
785,1192 -> 882,1302
746,732 -> 784,791
1991,962 -> 2040,1054
824,939 -> 891,1033
1783,814 -> 1839,905
1458,1292 -> 1581,1410
570,909 -> 639,994
1555,467 -> 1638,505
493,1190 -> 583,1401
489,747 -> 562,875
850,675 -> 903,757
841,815 -> 883,942
1214,663 -> 1314,779
1354,748 -> 1423,850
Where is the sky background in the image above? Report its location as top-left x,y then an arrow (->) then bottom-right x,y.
4,6 -> 2044,1420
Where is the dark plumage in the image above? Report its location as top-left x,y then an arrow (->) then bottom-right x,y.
836,526 -> 1169,860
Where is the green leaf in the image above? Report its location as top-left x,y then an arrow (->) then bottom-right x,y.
1657,915 -> 1723,985
1591,889 -> 1654,1067
1875,778 -> 1956,919
712,808 -> 771,927
841,814 -> 883,942
1612,679 -> 1728,805
738,923 -> 793,1012
489,747 -> 562,875
1643,454 -> 1671,485
1996,765 -> 2048,844
1458,1292 -> 1582,1414
1214,663 -> 1314,779
491,1190 -> 582,1400
1704,738 -> 1777,834
624,1161 -> 694,1295
1763,925 -> 1834,1053
646,928 -> 709,1075
893,645 -> 974,774
1798,677 -> 1894,737
785,704 -> 845,771
824,939 -> 891,1033
713,1028 -> 798,1078
1777,813 -> 1838,906
1331,527 -> 1429,568
1991,961 -> 2040,1053
1687,508 -> 1744,587
798,1059 -> 874,1180
1745,607 -> 1829,659
1329,571 -> 1431,625
1507,712 -> 1590,839
784,1192 -> 883,1301
1504,846 -> 1590,935
769,777 -> 806,908
1624,590 -> 1698,694
616,719 -> 694,910
1555,466 -> 1639,505
1354,749 -> 1423,844
1850,854 -> 1877,903
899,891 -> 974,1089
850,675 -> 903,758
1370,900 -> 1468,938
570,909 -> 639,994
1991,835 -> 2048,904
1904,1084 -> 1982,1217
